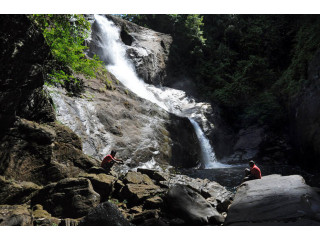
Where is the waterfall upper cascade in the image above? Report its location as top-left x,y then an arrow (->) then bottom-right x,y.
50,14 -> 229,170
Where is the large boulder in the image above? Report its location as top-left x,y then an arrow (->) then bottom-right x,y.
165,184 -> 225,225
225,175 -> 320,225
79,201 -> 131,226
0,205 -> 32,226
0,176 -> 41,205
118,172 -> 163,207
0,119 -> 98,185
122,171 -> 155,185
80,173 -> 116,202
31,178 -> 100,218
119,184 -> 162,207
137,168 -> 169,182
158,173 -> 233,212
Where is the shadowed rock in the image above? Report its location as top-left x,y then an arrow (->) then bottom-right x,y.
0,119 -> 98,185
31,178 -> 100,218
0,176 -> 41,205
0,205 -> 32,226
79,201 -> 131,226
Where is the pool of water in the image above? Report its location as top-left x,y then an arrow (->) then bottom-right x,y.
181,163 -> 319,192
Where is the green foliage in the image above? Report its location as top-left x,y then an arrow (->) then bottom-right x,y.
242,92 -> 284,127
31,14 -> 108,92
184,14 -> 206,46
274,16 -> 320,100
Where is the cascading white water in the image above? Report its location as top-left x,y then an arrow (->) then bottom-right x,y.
93,14 -> 168,111
93,14 -> 229,169
189,118 -> 229,168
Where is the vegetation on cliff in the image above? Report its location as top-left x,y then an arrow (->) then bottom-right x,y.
30,14 -> 110,93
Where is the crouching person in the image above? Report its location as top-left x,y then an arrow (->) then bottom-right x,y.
243,160 -> 261,182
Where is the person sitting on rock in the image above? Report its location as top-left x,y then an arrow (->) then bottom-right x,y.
101,150 -> 124,172
243,160 -> 261,182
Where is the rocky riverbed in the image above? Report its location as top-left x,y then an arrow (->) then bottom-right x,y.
2,165 -> 320,226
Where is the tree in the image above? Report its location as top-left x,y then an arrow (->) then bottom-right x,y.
31,14 -> 108,92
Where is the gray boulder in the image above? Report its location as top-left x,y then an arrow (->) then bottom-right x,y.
79,201 -> 131,226
225,174 -> 320,225
165,184 -> 224,225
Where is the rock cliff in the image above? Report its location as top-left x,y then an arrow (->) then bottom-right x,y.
289,50 -> 320,170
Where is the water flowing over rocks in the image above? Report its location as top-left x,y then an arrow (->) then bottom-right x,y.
225,174 -> 320,225
88,14 -> 172,86
49,72 -> 201,170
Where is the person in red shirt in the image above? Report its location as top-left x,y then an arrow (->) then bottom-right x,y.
243,160 -> 262,182
101,150 -> 124,171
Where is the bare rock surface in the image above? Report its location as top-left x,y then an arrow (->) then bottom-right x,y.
225,174 -> 320,225
0,205 -> 32,226
79,201 -> 131,226
31,178 -> 100,218
165,184 -> 225,225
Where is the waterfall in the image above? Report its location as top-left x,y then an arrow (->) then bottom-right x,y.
93,14 -> 168,111
92,14 -> 228,169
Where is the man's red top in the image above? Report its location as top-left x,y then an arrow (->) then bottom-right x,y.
250,164 -> 262,179
101,154 -> 114,168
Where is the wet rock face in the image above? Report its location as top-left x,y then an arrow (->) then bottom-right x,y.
166,115 -> 201,168
50,73 -> 201,170
0,15 -> 51,135
89,15 -> 172,85
225,175 -> 320,225
289,50 -> 320,170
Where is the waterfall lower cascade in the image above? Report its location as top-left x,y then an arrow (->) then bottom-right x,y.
93,14 -> 229,169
